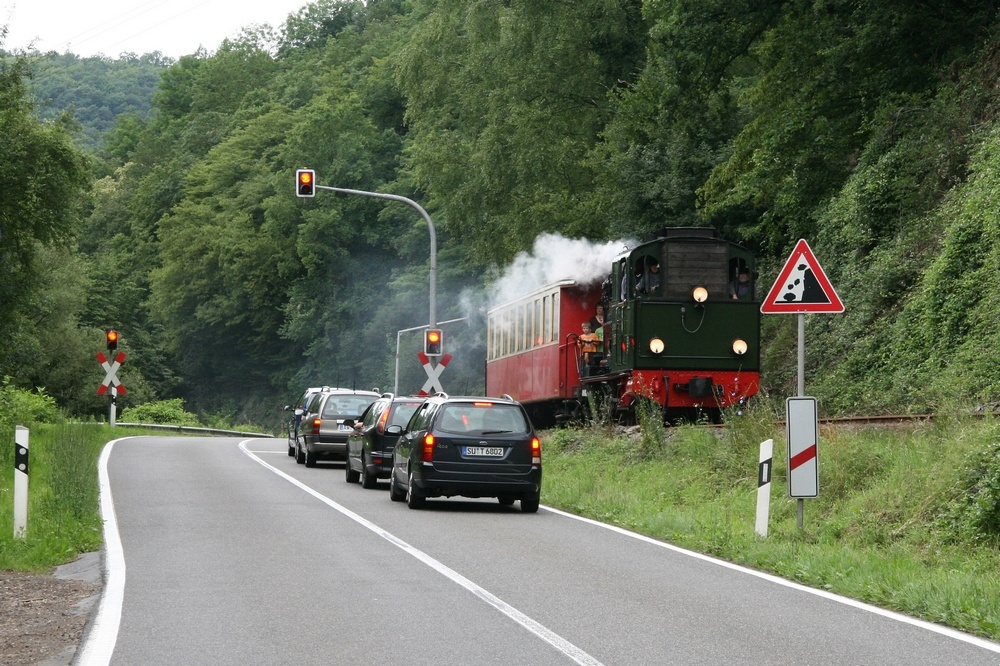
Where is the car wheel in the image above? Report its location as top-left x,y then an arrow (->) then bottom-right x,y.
345,458 -> 360,483
406,471 -> 425,509
389,471 -> 405,502
360,457 -> 377,489
521,492 -> 540,513
305,448 -> 317,468
287,440 -> 295,457
498,495 -> 516,506
295,441 -> 305,465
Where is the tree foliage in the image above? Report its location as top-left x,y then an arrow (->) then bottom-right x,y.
7,0 -> 1000,422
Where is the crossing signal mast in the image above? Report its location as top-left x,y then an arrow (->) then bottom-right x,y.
296,169 -> 316,197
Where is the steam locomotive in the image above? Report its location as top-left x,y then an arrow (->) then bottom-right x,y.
485,228 -> 760,425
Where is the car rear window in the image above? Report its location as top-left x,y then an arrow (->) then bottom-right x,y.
322,395 -> 377,418
436,403 -> 529,435
389,402 -> 423,427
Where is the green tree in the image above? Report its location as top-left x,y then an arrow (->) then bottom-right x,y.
0,52 -> 91,388
397,0 -> 646,262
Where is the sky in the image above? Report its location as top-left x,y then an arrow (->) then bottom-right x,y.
1,0 -> 312,59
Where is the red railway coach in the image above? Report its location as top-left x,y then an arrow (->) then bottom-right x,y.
486,279 -> 604,426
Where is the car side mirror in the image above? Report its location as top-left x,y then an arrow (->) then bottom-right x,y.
386,425 -> 403,435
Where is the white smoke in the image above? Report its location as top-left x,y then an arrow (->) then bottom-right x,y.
488,233 -> 634,308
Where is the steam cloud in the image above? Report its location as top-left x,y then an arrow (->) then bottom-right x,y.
488,233 -> 633,308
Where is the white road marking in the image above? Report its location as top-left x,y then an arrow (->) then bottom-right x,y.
76,437 -> 131,666
238,440 -> 605,666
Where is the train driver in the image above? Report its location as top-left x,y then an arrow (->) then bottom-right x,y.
636,259 -> 661,295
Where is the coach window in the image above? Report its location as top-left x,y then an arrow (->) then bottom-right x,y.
500,310 -> 508,357
551,292 -> 559,342
541,296 -> 550,344
526,302 -> 535,349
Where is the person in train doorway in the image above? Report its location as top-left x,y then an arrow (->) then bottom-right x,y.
729,267 -> 752,300
577,322 -> 600,376
636,259 -> 661,295
588,304 -> 605,340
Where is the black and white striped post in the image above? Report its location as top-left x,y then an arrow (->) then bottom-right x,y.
14,426 -> 28,539
755,438 -> 773,537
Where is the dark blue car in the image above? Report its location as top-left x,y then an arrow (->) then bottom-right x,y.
389,394 -> 542,512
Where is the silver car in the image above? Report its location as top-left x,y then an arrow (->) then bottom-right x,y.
295,389 -> 380,467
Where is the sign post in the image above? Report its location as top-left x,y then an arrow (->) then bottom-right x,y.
761,240 -> 842,528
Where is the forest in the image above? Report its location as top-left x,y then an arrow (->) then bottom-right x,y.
3,0 -> 1000,427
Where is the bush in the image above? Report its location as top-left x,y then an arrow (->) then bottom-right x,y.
0,378 -> 62,467
940,437 -> 1000,546
120,398 -> 200,426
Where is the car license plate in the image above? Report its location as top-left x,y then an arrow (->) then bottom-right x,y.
464,446 -> 504,457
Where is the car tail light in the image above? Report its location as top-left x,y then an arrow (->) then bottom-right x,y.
421,434 -> 435,462
531,437 -> 541,465
311,418 -> 321,435
377,408 -> 389,433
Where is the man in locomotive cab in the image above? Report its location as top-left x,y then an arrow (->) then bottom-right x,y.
636,258 -> 661,296
729,266 -> 753,301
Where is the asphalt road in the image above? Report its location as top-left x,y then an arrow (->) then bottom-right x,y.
79,435 -> 1000,665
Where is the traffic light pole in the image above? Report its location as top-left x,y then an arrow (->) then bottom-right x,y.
315,185 -> 437,329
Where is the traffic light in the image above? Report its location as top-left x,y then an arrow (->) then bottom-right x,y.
296,169 -> 316,197
106,329 -> 119,351
424,328 -> 443,356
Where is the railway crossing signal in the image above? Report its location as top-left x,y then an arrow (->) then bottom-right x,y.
424,328 -> 443,356
417,351 -> 452,395
296,169 -> 316,197
106,329 -> 119,351
97,351 -> 127,396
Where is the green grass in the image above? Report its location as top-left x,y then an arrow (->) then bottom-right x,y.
3,415 -> 1000,640
0,424 -> 150,570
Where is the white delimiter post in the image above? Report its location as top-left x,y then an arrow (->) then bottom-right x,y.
14,426 -> 29,539
755,438 -> 773,537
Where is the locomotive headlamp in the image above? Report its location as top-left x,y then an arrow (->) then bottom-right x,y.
649,337 -> 665,354
732,338 -> 748,355
692,286 -> 709,303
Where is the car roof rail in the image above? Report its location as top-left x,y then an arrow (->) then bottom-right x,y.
433,392 -> 450,399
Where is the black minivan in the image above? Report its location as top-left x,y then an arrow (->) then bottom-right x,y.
346,394 -> 425,488
389,394 -> 541,512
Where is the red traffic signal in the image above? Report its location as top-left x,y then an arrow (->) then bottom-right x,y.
106,329 -> 119,351
296,169 -> 316,197
424,328 -> 443,356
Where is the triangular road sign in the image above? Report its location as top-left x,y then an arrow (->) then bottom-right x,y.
761,239 -> 844,314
